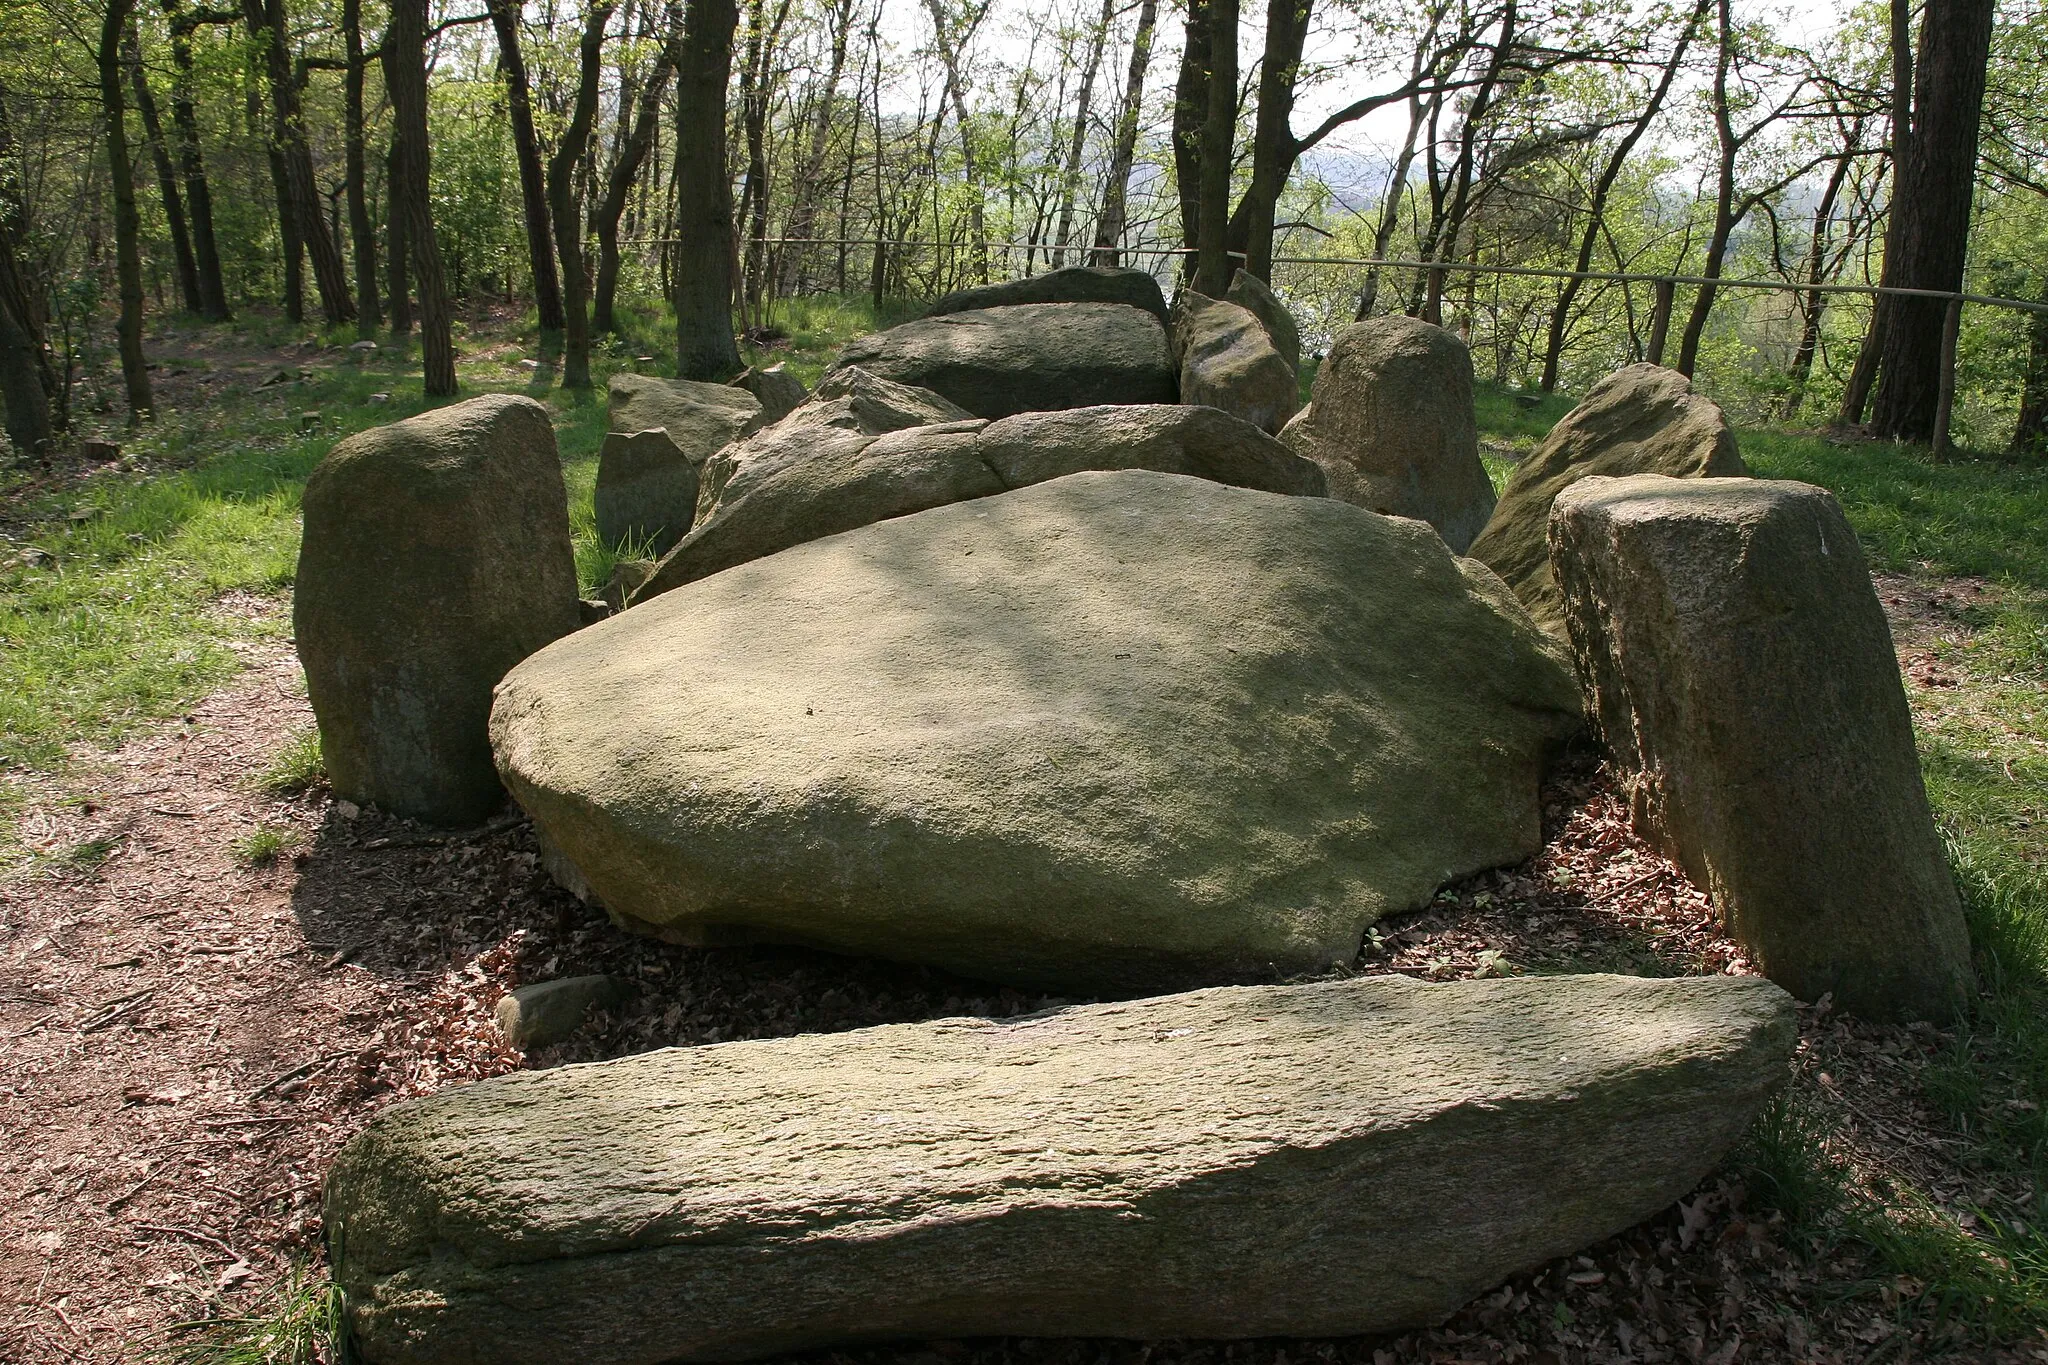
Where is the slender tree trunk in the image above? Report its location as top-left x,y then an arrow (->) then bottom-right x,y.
1239,0 -> 1310,280
1089,0 -> 1157,266
1050,0 -> 1113,268
672,0 -> 742,379
1539,0 -> 1699,390
162,0 -> 231,319
1869,0 -> 1995,442
385,137 -> 412,335
384,0 -> 454,394
1192,0 -> 1237,295
551,1 -> 613,389
1837,0 -> 1918,427
737,0 -> 794,315
2012,279 -> 2048,456
923,0 -> 989,282
247,0 -> 353,323
488,0 -> 566,332
1172,0 -> 1210,267
1780,143 -> 1855,418
124,25 -> 202,315
99,0 -> 154,420
0,114 -> 52,450
343,0 -> 380,333
783,0 -> 853,291
1355,87 -> 1434,320
1674,0 -> 1738,378
594,15 -> 678,334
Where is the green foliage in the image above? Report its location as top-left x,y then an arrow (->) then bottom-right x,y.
151,1263 -> 347,1365
232,823 -> 294,866
256,729 -> 326,797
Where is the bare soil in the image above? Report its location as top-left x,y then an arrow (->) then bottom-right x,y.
0,593 -> 2040,1363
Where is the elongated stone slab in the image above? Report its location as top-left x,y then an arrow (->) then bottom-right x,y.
326,972 -> 1794,1364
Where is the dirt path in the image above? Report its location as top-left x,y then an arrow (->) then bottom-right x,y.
0,590 -> 2034,1362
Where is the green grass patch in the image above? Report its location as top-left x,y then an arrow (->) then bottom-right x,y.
232,823 -> 295,867
255,729 -> 326,798
150,1261 -> 345,1365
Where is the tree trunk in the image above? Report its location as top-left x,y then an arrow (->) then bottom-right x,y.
100,0 -> 155,420
1172,0 -> 1210,270
1539,0 -> 1700,390
384,0 -> 455,394
1239,0 -> 1310,280
1192,0 -> 1237,295
1050,0 -> 1113,268
124,24 -> 202,315
0,130 -> 52,450
1674,0 -> 1736,378
782,0 -> 853,292
246,0 -> 353,324
672,0 -> 742,380
1780,142 -> 1856,419
2012,282 -> 2048,456
343,0 -> 381,333
1837,0 -> 1920,428
594,14 -> 678,334
922,0 -> 989,282
552,1 -> 613,390
737,0 -> 794,317
385,137 -> 412,336
162,0 -> 232,320
1355,87 -> 1435,320
487,0 -> 565,333
1089,0 -> 1157,267
1868,0 -> 1994,442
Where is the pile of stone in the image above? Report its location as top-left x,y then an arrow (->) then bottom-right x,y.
295,268 -> 1972,1362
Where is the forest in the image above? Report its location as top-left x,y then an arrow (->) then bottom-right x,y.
0,0 -> 2045,449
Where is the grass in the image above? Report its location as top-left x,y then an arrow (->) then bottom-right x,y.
232,823 -> 295,866
255,729 -> 326,797
150,1261 -> 347,1365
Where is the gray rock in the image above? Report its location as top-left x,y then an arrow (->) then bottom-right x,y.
926,263 -> 1170,327
496,469 -> 1582,991
827,302 -> 1177,419
1172,291 -> 1298,435
1468,364 -> 1746,634
633,404 -> 1326,603
493,974 -> 634,1049
593,429 -> 696,556
327,972 -> 1796,1365
605,373 -> 765,469
297,395 -> 580,826
599,557 -> 656,614
729,364 -> 807,424
1550,474 -> 1974,1022
1225,269 -> 1301,373
1279,316 -> 1494,553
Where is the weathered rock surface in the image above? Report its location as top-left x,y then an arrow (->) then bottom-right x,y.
497,469 -> 1582,990
493,975 -> 635,1049
1280,316 -> 1493,553
297,394 -> 580,825
926,263 -> 1170,326
1172,290 -> 1298,435
593,429 -> 697,555
633,404 -> 1327,602
1225,268 -> 1301,373
1550,474 -> 1973,1022
729,364 -> 807,424
693,366 -> 972,523
605,373 -> 764,466
327,972 -> 1795,1365
826,302 -> 1176,419
1468,364 -> 1746,633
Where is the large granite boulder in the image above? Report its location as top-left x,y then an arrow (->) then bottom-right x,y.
605,372 -> 764,465
592,429 -> 696,556
495,469 -> 1582,991
1225,268 -> 1301,374
826,302 -> 1176,419
1280,316 -> 1494,553
1172,290 -> 1298,435
297,394 -> 580,826
926,263 -> 1170,326
326,972 -> 1795,1365
693,366 -> 972,523
1468,364 -> 1746,633
1550,474 -> 1973,1022
633,404 -> 1326,603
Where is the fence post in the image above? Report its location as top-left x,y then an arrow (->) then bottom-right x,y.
1646,278 -> 1676,365
1932,293 -> 1964,460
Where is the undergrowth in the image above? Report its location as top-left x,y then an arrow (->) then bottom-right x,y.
150,1262 -> 348,1365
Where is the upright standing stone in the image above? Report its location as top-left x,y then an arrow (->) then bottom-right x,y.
1279,316 -> 1493,552
728,364 -> 807,424
297,394 -> 581,826
1225,268 -> 1301,374
1468,364 -> 1746,633
1172,290 -> 1298,435
326,972 -> 1795,1365
593,428 -> 698,556
1550,474 -> 1973,1022
605,373 -> 764,465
